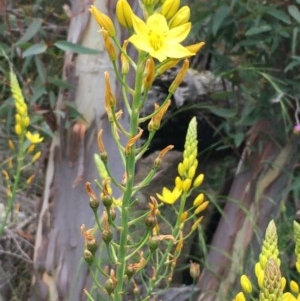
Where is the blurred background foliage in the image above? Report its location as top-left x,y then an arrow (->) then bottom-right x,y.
0,0 -> 300,300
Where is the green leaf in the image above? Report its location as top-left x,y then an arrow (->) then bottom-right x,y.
201,105 -> 236,118
267,9 -> 291,24
288,5 -> 300,23
23,42 -> 48,57
212,5 -> 231,36
34,56 -> 46,83
245,25 -> 272,36
15,19 -> 43,46
54,40 -> 101,55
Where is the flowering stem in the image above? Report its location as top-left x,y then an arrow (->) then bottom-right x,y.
114,53 -> 146,301
0,132 -> 26,236
146,193 -> 187,296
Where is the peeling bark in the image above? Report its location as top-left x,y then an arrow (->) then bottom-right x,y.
29,0 -> 126,300
196,119 -> 299,301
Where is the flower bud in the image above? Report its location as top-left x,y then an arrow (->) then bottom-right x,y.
89,5 -> 116,37
189,261 -> 200,280
182,178 -> 192,192
156,59 -> 180,75
148,100 -> 171,131
15,124 -> 22,135
235,292 -> 246,301
169,6 -> 190,28
102,195 -> 113,207
102,229 -> 113,243
109,206 -> 116,221
2,170 -> 9,180
104,71 -> 116,108
185,42 -> 205,55
86,238 -> 98,254
169,58 -> 189,94
105,278 -> 116,295
148,236 -> 160,251
143,0 -> 159,6
101,29 -> 117,61
121,41 -> 130,75
161,0 -> 180,20
240,275 -> 252,294
290,280 -> 299,294
194,200 -> 209,215
193,173 -> 204,187
125,265 -> 136,278
84,249 -> 94,265
193,193 -> 204,207
145,214 -> 157,229
32,151 -> 41,163
143,57 -> 155,92
116,0 -> 133,28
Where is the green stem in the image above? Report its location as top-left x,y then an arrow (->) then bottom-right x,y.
114,53 -> 146,301
146,192 -> 188,296
0,132 -> 26,236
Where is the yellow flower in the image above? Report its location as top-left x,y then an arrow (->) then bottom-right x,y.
235,292 -> 246,301
156,186 -> 182,205
26,131 -> 44,144
240,275 -> 252,294
129,13 -> 194,62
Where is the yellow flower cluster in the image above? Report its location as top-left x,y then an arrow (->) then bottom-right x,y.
10,70 -> 43,144
156,117 -> 206,207
90,0 -> 204,63
294,221 -> 300,273
255,220 -> 281,288
233,220 -> 300,301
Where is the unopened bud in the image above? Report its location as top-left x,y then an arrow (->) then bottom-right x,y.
148,236 -> 160,251
104,71 -> 116,108
121,40 -> 130,75
116,0 -> 133,28
87,238 -> 98,254
145,214 -> 157,229
109,206 -> 116,221
8,139 -> 15,150
125,265 -> 136,278
148,100 -> 171,131
101,29 -> 117,61
102,195 -> 113,207
161,0 -> 180,20
189,261 -> 200,280
89,5 -> 116,37
102,229 -> 113,243
105,278 -> 116,295
143,57 -> 155,92
193,173 -> 204,187
156,59 -> 180,75
84,249 -> 94,265
194,201 -> 209,215
169,6 -> 190,28
185,42 -> 205,55
169,59 -> 189,94
32,151 -> 41,163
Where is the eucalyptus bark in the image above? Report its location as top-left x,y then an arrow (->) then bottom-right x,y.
29,0 -> 129,300
196,119 -> 299,301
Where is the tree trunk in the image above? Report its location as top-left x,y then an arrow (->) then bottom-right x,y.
196,119 -> 299,301
29,0 -> 128,300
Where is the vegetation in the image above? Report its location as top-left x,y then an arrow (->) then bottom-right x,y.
0,0 -> 300,300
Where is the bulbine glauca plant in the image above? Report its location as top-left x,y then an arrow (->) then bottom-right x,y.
0,66 -> 43,236
233,220 -> 300,301
81,0 -> 207,300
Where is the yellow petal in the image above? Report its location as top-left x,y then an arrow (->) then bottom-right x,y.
167,23 -> 191,43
